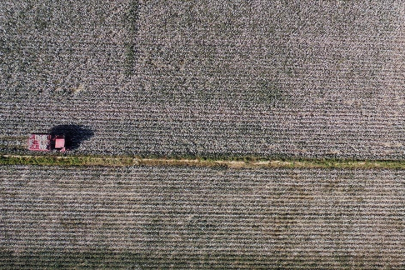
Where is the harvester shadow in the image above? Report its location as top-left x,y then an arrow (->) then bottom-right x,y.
49,125 -> 94,151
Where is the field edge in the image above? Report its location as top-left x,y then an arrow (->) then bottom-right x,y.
1,154 -> 405,170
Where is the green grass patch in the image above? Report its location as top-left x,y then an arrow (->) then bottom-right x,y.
0,155 -> 135,167
2,154 -> 405,170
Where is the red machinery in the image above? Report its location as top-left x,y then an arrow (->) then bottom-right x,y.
28,134 -> 66,152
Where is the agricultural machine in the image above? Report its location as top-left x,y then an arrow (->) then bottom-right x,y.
28,133 -> 66,152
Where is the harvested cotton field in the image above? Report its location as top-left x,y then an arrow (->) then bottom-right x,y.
1,1 -> 405,159
0,165 -> 404,269
2,1 -> 405,268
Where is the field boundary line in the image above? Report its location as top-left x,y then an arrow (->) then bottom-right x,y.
1,154 -> 405,170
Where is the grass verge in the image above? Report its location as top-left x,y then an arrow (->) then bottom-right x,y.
2,154 -> 405,170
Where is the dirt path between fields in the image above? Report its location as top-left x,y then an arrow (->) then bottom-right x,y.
1,154 -> 405,170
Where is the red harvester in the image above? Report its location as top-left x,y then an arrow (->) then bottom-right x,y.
28,133 -> 66,152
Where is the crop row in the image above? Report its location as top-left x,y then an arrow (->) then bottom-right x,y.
1,165 -> 404,268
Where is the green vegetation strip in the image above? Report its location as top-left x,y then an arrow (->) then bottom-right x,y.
1,154 -> 405,170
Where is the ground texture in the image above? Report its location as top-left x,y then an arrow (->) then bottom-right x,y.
2,1 -> 405,159
1,165 -> 404,269
2,1 -> 405,269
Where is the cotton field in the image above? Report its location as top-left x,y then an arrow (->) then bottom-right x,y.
1,1 -> 405,268
1,1 -> 405,159
1,165 -> 404,268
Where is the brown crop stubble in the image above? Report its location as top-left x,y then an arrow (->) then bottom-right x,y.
0,166 -> 404,268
